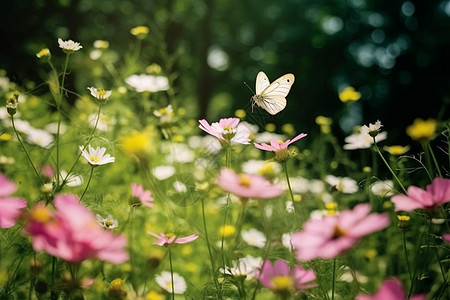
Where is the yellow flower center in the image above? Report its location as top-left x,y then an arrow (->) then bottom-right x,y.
272,275 -> 294,291
110,278 -> 124,288
97,88 -> 107,98
31,206 -> 52,223
90,156 -> 100,163
146,290 -> 165,300
165,233 -> 175,239
36,48 -> 50,58
239,175 -> 251,187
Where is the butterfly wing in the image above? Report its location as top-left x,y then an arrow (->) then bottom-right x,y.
257,73 -> 295,115
255,71 -> 271,95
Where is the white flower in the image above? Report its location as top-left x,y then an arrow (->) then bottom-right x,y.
79,145 -> 115,166
241,228 -> 266,248
58,170 -> 83,187
125,74 -> 169,92
87,87 -> 112,101
27,128 -> 54,148
219,254 -> 263,280
285,200 -> 295,213
173,181 -> 187,193
155,271 -> 187,294
364,120 -> 383,133
325,175 -> 359,194
164,143 -> 194,163
96,214 -> 119,229
153,165 -> 175,180
58,38 -> 82,52
282,233 -> 293,249
343,125 -> 388,150
371,180 -> 395,197
242,160 -> 282,175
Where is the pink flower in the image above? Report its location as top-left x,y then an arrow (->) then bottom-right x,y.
443,233 -> 450,243
199,118 -> 250,145
391,177 -> 450,212
254,133 -> 307,152
148,232 -> 199,247
216,168 -> 284,199
131,183 -> 154,207
291,203 -> 390,261
24,194 -> 128,263
356,278 -> 426,300
257,259 -> 316,294
254,133 -> 307,162
0,173 -> 27,228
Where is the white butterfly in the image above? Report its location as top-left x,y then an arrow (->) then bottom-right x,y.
251,71 -> 295,115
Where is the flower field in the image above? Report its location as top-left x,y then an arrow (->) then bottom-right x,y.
0,32 -> 449,300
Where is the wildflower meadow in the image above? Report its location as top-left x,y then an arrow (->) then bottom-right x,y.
1,6 -> 450,300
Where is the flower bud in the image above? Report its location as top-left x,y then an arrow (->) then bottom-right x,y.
6,93 -> 18,116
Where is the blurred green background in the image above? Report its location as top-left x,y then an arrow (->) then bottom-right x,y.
1,0 -> 449,144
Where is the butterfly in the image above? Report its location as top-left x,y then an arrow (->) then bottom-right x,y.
251,71 -> 295,115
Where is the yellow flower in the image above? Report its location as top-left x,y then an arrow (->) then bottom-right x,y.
146,63 -> 162,74
384,145 -> 410,156
219,225 -> 236,237
281,123 -> 296,136
130,26 -> 150,37
265,123 -> 276,132
0,133 -> 11,141
36,48 -> 51,59
235,109 -> 246,119
315,115 -> 333,134
120,131 -> 149,156
406,118 -> 437,141
146,291 -> 165,300
339,86 -> 361,102
93,40 -> 109,49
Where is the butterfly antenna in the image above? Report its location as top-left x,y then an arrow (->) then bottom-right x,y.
243,81 -> 255,94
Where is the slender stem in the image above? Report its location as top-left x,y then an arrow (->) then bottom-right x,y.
11,116 -> 44,186
201,198 -> 221,299
372,139 -> 407,194
79,166 -> 94,201
402,230 -> 412,283
56,105 -> 102,195
331,258 -> 336,300
283,161 -> 304,223
169,250 -> 175,300
427,142 -> 443,178
55,54 -> 71,189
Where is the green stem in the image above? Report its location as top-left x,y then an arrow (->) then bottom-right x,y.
55,54 -> 71,189
402,230 -> 412,284
282,161 -> 304,223
56,105 -> 102,195
201,198 -> 221,299
331,258 -> 336,300
372,139 -> 407,194
79,166 -> 94,201
169,250 -> 175,300
10,116 -> 44,186
427,142 -> 443,178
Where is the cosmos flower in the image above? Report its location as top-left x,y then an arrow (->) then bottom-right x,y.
0,173 -> 26,228
216,168 -> 284,199
343,124 -> 388,150
125,74 -> 169,92
356,278 -> 426,300
87,87 -> 112,101
58,38 -> 82,52
24,194 -> 128,263
254,133 -> 307,162
390,177 -> 450,213
148,232 -> 199,247
96,214 -> 119,229
219,254 -> 263,280
130,183 -> 154,207
80,145 -> 115,166
155,271 -> 187,294
241,228 -> 267,248
291,203 -> 390,261
257,259 -> 316,295
199,117 -> 251,146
